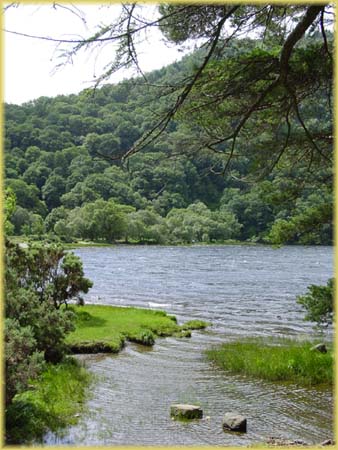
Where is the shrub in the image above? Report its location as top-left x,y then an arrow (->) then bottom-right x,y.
5,318 -> 44,407
5,239 -> 93,409
297,278 -> 334,328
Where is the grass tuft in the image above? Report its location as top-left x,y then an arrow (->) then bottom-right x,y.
181,319 -> 210,330
206,338 -> 333,386
6,357 -> 91,444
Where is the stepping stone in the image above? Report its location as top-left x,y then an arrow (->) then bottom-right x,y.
222,413 -> 247,432
170,404 -> 203,420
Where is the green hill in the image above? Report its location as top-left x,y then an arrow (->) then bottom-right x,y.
4,40 -> 332,245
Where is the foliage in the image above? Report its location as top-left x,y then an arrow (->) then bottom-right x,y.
4,29 -> 333,246
6,240 -> 92,309
296,278 -> 334,328
4,187 -> 16,234
206,338 -> 333,386
5,237 -> 93,414
5,318 -> 44,407
43,3 -> 332,172
5,238 -> 93,441
6,358 -> 91,444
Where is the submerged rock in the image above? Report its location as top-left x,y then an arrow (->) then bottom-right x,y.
321,439 -> 335,446
311,343 -> 327,353
174,329 -> 192,338
170,404 -> 203,420
222,413 -> 247,432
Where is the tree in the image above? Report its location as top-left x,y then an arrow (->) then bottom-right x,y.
126,208 -> 167,243
22,163 -> 51,189
4,187 -> 16,235
66,199 -> 129,242
3,4 -> 333,245
42,174 -> 67,210
6,179 -> 47,216
297,278 -> 334,329
11,207 -> 44,236
6,4 -> 333,169
166,201 -> 241,244
220,187 -> 274,241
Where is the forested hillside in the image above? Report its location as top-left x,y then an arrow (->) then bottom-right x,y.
4,39 -> 332,245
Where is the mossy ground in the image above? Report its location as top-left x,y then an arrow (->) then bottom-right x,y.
67,304 -> 209,353
206,338 -> 333,386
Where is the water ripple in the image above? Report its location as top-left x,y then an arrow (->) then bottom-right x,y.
45,245 -> 333,446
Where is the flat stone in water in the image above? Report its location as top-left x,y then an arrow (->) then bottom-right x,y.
170,404 -> 203,420
222,413 -> 247,432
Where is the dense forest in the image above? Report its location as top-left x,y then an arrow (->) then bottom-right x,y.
5,37 -> 332,245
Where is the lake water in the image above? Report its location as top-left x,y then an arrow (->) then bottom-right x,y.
45,245 -> 333,446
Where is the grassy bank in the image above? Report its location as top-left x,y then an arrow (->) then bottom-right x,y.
206,339 -> 333,386
67,305 -> 209,353
11,235 -> 260,249
64,239 -> 259,248
6,358 -> 91,444
6,306 -> 207,444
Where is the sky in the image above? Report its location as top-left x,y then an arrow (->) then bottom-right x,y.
4,4 -> 185,105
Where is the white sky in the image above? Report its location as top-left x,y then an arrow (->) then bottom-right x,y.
4,3 -> 185,105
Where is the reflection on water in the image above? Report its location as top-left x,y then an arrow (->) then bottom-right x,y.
45,245 -> 333,446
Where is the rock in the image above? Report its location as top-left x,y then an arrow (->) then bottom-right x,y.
170,404 -> 203,420
267,437 -> 307,446
222,413 -> 247,432
311,343 -> 327,353
321,439 -> 334,446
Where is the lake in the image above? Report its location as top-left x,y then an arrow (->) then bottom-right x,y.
45,245 -> 333,446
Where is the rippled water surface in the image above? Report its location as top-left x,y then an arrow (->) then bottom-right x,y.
46,245 -> 333,446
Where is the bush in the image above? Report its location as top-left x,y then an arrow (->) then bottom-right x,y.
5,239 -> 93,408
297,278 -> 334,328
5,286 -> 75,363
129,329 -> 155,346
5,318 -> 44,407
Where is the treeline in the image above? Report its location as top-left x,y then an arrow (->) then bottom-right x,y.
5,40 -> 332,245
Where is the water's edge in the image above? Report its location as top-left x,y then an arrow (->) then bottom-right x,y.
45,245 -> 333,446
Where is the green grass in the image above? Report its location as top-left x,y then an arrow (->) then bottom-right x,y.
66,305 -> 209,352
6,358 -> 91,444
206,338 -> 333,386
181,319 -> 210,330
